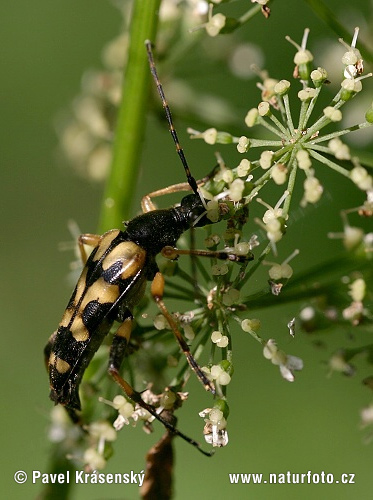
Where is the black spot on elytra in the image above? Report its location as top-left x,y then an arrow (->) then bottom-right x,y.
102,260 -> 123,284
82,300 -> 113,331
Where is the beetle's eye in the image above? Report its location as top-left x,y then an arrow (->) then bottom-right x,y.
189,207 -> 203,222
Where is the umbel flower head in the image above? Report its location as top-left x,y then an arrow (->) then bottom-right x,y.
189,28 -> 372,237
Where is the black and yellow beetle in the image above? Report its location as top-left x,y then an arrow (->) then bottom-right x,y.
44,42 -> 251,454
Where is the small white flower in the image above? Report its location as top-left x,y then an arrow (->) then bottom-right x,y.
89,421 -> 117,442
274,79 -> 291,95
323,106 -> 342,122
236,159 -> 251,176
350,166 -> 373,191
192,3 -> 226,37
211,330 -> 229,348
229,178 -> 245,201
241,318 -> 261,332
311,67 -> 328,84
183,324 -> 195,341
264,249 -> 299,281
263,339 -> 303,382
328,138 -> 350,160
348,278 -> 366,302
222,169 -> 234,184
245,108 -> 259,127
302,175 -> 323,205
206,199 -> 220,223
203,127 -> 218,144
296,149 -> 312,170
361,405 -> 373,427
234,241 -> 252,256
271,163 -> 288,185
328,224 -> 364,251
84,447 -> 106,471
199,408 -> 228,447
340,27 -> 363,77
202,364 -> 231,385
256,192 -> 288,245
298,87 -> 317,101
328,350 -> 355,376
205,13 -> 226,37
48,406 -> 74,443
259,150 -> 274,169
342,300 -> 364,325
154,314 -> 170,330
211,365 -> 231,385
237,135 -> 250,153
258,101 -> 271,116
341,77 -> 362,94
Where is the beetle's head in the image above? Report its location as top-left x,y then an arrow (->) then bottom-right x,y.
180,193 -> 216,228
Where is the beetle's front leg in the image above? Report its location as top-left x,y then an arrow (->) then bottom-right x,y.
78,233 -> 101,264
140,167 -> 218,213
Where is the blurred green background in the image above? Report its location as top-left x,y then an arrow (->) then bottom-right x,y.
1,0 -> 372,499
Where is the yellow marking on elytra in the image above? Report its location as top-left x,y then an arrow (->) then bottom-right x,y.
92,229 -> 120,262
81,277 -> 120,310
60,308 -> 73,328
71,315 -> 90,342
102,241 -> 146,280
49,353 -> 71,374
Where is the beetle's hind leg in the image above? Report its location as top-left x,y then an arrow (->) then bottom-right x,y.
108,314 -> 212,456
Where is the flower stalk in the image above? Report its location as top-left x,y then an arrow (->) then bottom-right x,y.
99,0 -> 162,232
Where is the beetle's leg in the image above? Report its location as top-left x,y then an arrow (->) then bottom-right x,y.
141,167 -> 218,213
108,315 -> 212,456
141,182 -> 191,213
150,272 -> 216,395
161,246 -> 253,264
78,233 -> 101,264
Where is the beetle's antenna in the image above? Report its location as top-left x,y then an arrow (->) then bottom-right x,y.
145,40 -> 201,199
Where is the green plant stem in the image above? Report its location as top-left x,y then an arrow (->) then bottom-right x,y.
282,94 -> 295,134
308,149 -> 351,177
99,0 -> 162,232
40,446 -> 78,500
238,3 -> 262,26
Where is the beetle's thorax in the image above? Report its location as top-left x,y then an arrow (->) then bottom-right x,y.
124,194 -> 209,254
123,208 -> 188,254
